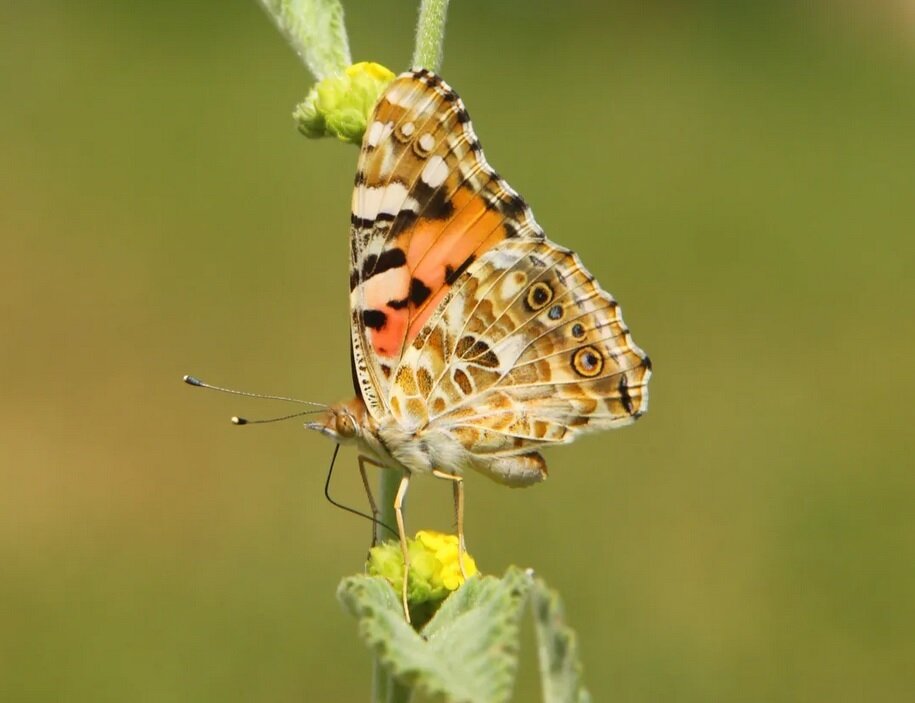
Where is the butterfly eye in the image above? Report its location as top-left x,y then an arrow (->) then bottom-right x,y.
526,281 -> 553,311
335,413 -> 357,438
572,345 -> 604,378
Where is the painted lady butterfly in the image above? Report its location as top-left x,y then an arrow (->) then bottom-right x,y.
307,69 -> 651,618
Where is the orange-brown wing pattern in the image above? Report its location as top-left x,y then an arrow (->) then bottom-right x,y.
349,69 -> 544,419
389,238 -> 652,473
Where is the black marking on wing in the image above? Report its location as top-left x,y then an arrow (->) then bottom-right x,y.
389,209 -> 419,238
444,255 -> 475,285
412,180 -> 455,220
362,248 -> 407,281
362,309 -> 387,330
619,374 -> 634,415
409,278 -> 432,306
349,346 -> 363,399
467,339 -> 499,368
528,254 -> 547,268
503,192 -> 527,220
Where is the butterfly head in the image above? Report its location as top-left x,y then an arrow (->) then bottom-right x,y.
305,396 -> 369,445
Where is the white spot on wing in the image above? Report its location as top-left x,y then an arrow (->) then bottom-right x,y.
492,335 -> 527,372
385,84 -> 415,108
402,121 -> 415,136
488,246 -> 529,270
354,184 -> 383,220
419,133 -> 435,153
379,182 -> 419,216
366,121 -> 393,148
499,271 -> 527,300
420,155 -> 448,188
354,184 -> 420,220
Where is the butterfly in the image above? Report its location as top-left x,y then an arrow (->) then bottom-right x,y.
306,68 -> 651,620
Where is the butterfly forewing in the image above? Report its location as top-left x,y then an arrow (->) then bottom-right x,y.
349,70 -> 544,420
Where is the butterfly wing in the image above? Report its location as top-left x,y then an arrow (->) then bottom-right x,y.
389,238 -> 651,459
349,69 -> 544,419
350,69 -> 651,485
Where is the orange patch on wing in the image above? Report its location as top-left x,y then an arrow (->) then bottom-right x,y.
370,307 -> 408,358
403,187 -> 508,341
408,287 -> 449,341
363,268 -> 410,358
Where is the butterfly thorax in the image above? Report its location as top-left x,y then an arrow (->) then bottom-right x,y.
305,393 -> 477,478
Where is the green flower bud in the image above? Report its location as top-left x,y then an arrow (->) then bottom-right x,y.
293,61 -> 395,144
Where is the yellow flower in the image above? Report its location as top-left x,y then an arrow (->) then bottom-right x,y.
415,530 -> 478,591
293,61 -> 395,144
367,530 -> 478,605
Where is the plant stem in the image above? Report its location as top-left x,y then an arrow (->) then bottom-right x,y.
372,469 -> 409,703
258,0 -> 352,79
377,470 -> 400,556
412,0 -> 451,71
371,656 -> 389,703
387,678 -> 413,703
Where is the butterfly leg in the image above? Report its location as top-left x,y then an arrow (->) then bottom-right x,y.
432,470 -> 468,580
393,471 -> 412,623
357,455 -> 383,547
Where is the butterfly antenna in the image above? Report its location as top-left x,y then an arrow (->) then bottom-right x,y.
184,374 -> 328,425
231,409 -> 326,426
183,374 -> 327,407
324,444 -> 398,539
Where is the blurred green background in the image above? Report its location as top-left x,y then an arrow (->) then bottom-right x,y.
2,1 -> 913,701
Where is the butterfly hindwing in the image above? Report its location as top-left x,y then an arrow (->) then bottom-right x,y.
388,238 -> 651,465
350,70 -> 544,419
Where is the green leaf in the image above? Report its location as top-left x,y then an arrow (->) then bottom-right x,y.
338,568 -> 532,703
530,577 -> 592,703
